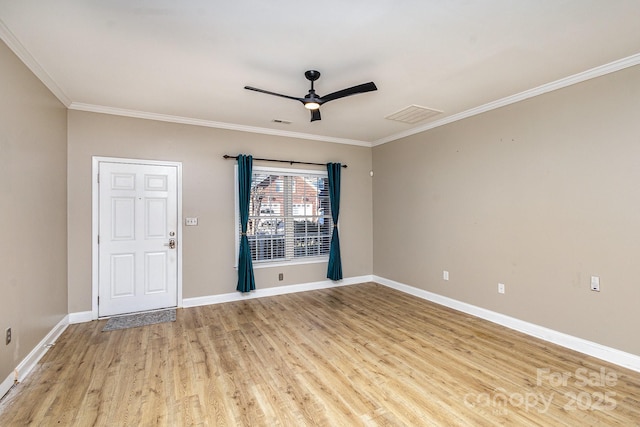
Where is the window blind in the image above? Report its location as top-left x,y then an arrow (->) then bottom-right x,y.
236,166 -> 333,265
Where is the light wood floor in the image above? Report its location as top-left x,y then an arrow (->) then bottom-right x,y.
1,283 -> 639,426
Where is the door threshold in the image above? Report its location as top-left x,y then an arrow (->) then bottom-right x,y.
98,306 -> 178,320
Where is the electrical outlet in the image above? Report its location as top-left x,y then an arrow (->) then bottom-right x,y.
443,270 -> 449,281
591,276 -> 600,292
498,283 -> 505,294
278,273 -> 284,281
5,328 -> 11,345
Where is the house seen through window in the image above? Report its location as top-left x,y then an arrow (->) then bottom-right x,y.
237,166 -> 333,264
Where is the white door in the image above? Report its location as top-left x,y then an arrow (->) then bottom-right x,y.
98,161 -> 178,317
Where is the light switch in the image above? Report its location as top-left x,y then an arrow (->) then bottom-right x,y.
185,217 -> 198,226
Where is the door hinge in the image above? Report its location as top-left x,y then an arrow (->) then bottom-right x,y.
97,296 -> 100,305
97,235 -> 100,244
97,173 -> 100,183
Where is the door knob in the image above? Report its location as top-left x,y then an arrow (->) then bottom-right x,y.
164,239 -> 176,249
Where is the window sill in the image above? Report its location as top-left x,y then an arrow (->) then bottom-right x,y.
235,257 -> 329,270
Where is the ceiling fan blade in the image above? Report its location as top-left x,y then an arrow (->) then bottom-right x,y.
319,82 -> 377,104
310,109 -> 321,122
244,86 -> 303,102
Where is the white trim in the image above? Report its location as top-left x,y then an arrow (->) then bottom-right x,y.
91,156 -> 183,320
0,18 -> 71,107
251,165 -> 329,176
3,10 -> 638,150
373,52 -> 640,146
251,257 -> 328,270
0,373 -> 14,401
68,311 -> 94,324
70,53 -> 640,148
234,164 -> 333,269
0,315 -> 69,400
69,103 -> 371,147
183,275 -> 373,308
373,275 -> 640,373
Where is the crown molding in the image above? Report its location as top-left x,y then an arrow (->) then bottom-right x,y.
68,102 -> 372,147
0,18 -> 71,107
5,11 -> 637,149
67,52 -> 640,148
373,52 -> 640,146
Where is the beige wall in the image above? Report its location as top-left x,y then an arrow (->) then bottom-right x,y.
0,41 -> 68,382
4,27 -> 638,378
373,64 -> 640,356
67,111 -> 373,313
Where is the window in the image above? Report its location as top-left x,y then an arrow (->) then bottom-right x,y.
236,166 -> 333,266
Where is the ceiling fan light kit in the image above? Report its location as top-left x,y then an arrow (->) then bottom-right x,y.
244,70 -> 377,122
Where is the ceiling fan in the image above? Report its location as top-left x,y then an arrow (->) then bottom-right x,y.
244,70 -> 377,122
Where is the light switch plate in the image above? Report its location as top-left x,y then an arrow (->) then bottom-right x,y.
185,217 -> 198,226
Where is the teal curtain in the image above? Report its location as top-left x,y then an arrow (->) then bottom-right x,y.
237,155 -> 256,292
326,163 -> 343,280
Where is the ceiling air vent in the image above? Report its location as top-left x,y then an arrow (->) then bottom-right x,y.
385,104 -> 442,124
272,119 -> 292,124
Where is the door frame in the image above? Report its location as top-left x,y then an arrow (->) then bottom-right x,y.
91,156 -> 183,319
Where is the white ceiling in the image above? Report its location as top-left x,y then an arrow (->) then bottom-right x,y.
1,1 -> 640,146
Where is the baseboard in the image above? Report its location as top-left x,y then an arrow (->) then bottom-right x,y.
183,275 -> 374,308
68,276 -> 376,319
0,315 -> 69,400
373,275 -> 640,373
0,372 -> 15,401
7,275 -> 636,403
68,311 -> 93,324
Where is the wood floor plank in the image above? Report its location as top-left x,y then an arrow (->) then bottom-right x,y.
1,282 -> 639,426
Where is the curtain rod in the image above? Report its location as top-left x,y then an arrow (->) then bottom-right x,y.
223,155 -> 347,168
